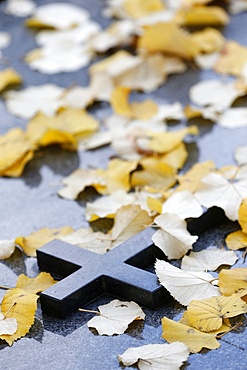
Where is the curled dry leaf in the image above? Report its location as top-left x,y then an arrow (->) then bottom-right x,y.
187,295 -> 247,332
161,316 -> 220,353
118,342 -> 189,370
87,299 -> 145,335
0,239 -> 15,260
155,260 -> 220,306
0,288 -> 38,345
15,226 -> 74,257
218,267 -> 247,296
181,247 -> 238,272
152,213 -> 198,260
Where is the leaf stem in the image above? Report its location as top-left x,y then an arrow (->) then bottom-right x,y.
0,285 -> 12,290
78,308 -> 100,315
216,322 -> 242,338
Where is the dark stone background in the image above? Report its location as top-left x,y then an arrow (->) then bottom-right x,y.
0,1 -> 247,369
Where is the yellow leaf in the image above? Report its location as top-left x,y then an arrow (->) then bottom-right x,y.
214,41 -> 247,76
123,0 -> 164,19
160,143 -> 188,171
94,158 -> 138,195
0,68 -> 22,92
0,288 -> 38,346
131,158 -> 176,193
225,230 -> 247,250
191,28 -> 225,54
175,6 -> 229,27
16,272 -> 57,294
26,107 -> 99,149
239,199 -> 247,233
147,196 -> 163,215
137,22 -> 200,59
110,86 -> 158,119
0,128 -> 34,177
187,295 -> 247,332
176,160 -> 216,193
15,226 -> 74,257
218,268 -> 247,296
161,316 -> 220,353
147,126 -> 198,154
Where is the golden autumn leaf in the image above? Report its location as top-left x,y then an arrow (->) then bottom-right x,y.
0,68 -> 22,92
26,107 -> 99,149
175,6 -> 229,27
94,158 -> 138,194
225,230 -> 247,251
16,272 -> 57,294
0,288 -> 38,345
191,28 -> 225,54
15,226 -> 74,257
161,316 -> 220,353
214,41 -> 247,76
239,199 -> 247,233
0,128 -> 34,177
123,0 -> 164,19
218,268 -> 247,296
187,295 -> 247,332
110,86 -> 158,119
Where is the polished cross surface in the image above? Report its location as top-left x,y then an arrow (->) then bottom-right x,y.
37,207 -> 226,318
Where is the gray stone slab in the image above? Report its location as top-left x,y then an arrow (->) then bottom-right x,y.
0,1 -> 247,369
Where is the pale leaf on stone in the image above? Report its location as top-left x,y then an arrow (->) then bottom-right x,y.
0,240 -> 15,260
161,190 -> 203,219
0,313 -> 17,336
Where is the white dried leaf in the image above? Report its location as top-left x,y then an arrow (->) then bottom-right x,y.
63,86 -> 96,110
155,259 -> 220,306
118,342 -> 189,370
26,41 -> 92,74
235,145 -> 247,165
152,213 -> 198,260
0,240 -> 15,260
60,228 -> 112,254
0,312 -> 17,335
181,248 -> 238,272
5,0 -> 35,17
79,131 -> 112,151
0,32 -> 11,50
229,0 -> 247,14
195,52 -> 221,70
162,190 -> 203,219
87,299 -> 145,335
189,80 -> 244,109
5,84 -> 64,119
218,107 -> 247,128
29,3 -> 89,30
195,172 -> 247,221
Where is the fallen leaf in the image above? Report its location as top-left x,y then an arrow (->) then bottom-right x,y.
122,0 -> 164,19
225,230 -> 247,251
15,226 -> 74,257
87,299 -> 145,335
218,268 -> 247,296
118,342 -> 189,370
0,128 -> 34,177
239,198 -> 247,233
214,41 -> 247,76
181,248 -> 238,271
155,259 -> 220,306
0,288 -> 38,345
0,312 -> 17,336
16,272 -> 57,294
230,0 -> 247,15
161,316 -> 220,353
190,28 -> 225,54
187,295 -> 247,332
161,190 -> 203,219
0,68 -> 22,92
218,108 -> 247,128
176,6 -> 229,26
235,145 -> 247,165
26,107 -> 99,149
0,31 -> 11,50
5,0 -> 36,17
0,240 -> 15,260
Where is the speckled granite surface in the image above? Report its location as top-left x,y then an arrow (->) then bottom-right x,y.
0,1 -> 247,369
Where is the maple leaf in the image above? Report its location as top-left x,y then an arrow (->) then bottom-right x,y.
187,295 -> 247,332
161,190 -> 203,219
218,268 -> 247,296
181,248 -> 238,272
0,288 -> 38,346
16,272 -> 57,294
118,342 -> 189,370
155,260 -> 220,306
161,317 -> 220,353
0,240 -> 15,260
152,213 -> 198,259
0,128 -> 34,177
86,299 -> 145,335
0,68 -> 22,92
15,226 -> 74,257
194,170 -> 247,221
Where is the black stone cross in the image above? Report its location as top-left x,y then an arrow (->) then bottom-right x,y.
37,206 -> 226,318
37,227 -> 168,318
